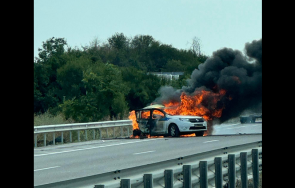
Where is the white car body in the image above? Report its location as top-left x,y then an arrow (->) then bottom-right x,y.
165,114 -> 207,133
134,107 -> 207,137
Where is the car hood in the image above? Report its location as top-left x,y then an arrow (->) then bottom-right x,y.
167,115 -> 203,119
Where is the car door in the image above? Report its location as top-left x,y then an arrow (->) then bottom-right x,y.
150,109 -> 166,134
135,109 -> 150,134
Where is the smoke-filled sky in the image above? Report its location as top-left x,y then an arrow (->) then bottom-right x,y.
154,39 -> 262,123
34,0 -> 262,58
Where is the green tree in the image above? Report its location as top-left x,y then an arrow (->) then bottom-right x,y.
162,59 -> 184,72
56,56 -> 91,100
34,33 -> 210,121
34,37 -> 68,114
121,67 -> 166,110
130,35 -> 154,56
106,33 -> 131,66
147,42 -> 179,71
60,63 -> 129,122
36,37 -> 67,63
108,33 -> 129,50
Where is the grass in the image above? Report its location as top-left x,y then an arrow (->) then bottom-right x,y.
235,172 -> 262,188
34,111 -> 75,126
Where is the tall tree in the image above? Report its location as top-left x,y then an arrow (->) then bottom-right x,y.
107,33 -> 129,51
34,37 -> 68,113
36,37 -> 67,63
56,56 -> 91,100
190,36 -> 202,56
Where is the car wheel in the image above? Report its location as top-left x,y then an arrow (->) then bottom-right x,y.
133,129 -> 142,137
169,124 -> 180,137
195,131 -> 204,137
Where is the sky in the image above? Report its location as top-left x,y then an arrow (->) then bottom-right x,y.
34,0 -> 262,58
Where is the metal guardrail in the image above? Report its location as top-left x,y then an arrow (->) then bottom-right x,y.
34,120 -> 133,147
34,140 -> 262,188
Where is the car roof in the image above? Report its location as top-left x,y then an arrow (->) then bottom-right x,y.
142,104 -> 165,109
136,108 -> 165,111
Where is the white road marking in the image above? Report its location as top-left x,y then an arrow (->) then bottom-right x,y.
133,150 -> 155,155
34,138 -> 162,157
34,166 -> 60,172
203,140 -> 219,143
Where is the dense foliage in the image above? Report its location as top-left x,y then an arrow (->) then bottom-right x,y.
34,33 -> 208,122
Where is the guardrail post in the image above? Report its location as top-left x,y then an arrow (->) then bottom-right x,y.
214,157 -> 222,188
78,130 -> 80,142
164,169 -> 173,188
44,134 -> 46,146
34,134 -> 37,147
70,131 -> 72,143
53,132 -> 55,145
120,126 -> 123,137
85,130 -> 88,141
99,129 -> 102,139
113,127 -> 115,138
228,154 -> 236,188
183,165 -> 192,188
240,152 -> 248,188
143,174 -> 153,188
93,129 -> 95,140
199,161 -> 208,188
120,179 -> 131,188
61,132 -> 63,144
252,149 -> 259,188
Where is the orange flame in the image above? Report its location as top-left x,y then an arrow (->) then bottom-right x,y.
163,89 -> 226,121
180,133 -> 196,137
128,111 -> 139,130
128,89 -> 227,137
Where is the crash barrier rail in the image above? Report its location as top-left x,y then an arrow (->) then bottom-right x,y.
34,120 -> 133,147
34,140 -> 262,188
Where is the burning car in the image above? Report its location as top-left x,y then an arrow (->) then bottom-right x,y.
133,104 -> 207,137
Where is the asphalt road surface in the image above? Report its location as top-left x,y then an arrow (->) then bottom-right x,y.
212,120 -> 262,135
34,121 -> 262,186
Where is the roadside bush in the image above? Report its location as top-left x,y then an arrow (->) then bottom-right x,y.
34,111 -> 75,126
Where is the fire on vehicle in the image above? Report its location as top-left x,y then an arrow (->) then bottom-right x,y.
132,104 -> 207,137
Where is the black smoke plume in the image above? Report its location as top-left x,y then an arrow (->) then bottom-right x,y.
154,39 -> 262,124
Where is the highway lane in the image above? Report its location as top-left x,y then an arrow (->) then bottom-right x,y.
34,122 -> 262,186
212,120 -> 262,135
